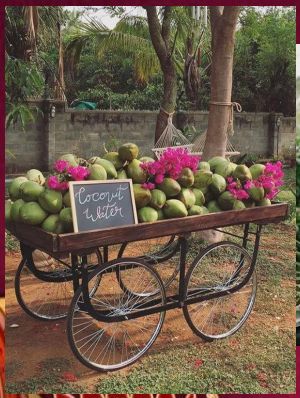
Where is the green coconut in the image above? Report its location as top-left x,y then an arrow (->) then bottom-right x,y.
126,159 -> 147,183
163,199 -> 188,219
249,164 -> 265,180
26,169 -> 45,185
103,152 -> 125,170
59,153 -> 78,167
233,164 -> 252,182
20,180 -> 45,202
214,161 -> 236,178
208,156 -> 227,172
10,199 -> 25,222
88,164 -> 107,180
42,214 -> 64,234
63,191 -> 71,207
140,156 -> 155,163
248,186 -> 265,202
207,200 -> 222,213
38,189 -> 63,214
192,188 -> 205,206
209,174 -> 227,196
157,209 -> 165,220
5,200 -> 13,223
117,169 -> 128,179
157,178 -> 181,198
177,167 -> 194,188
217,191 -> 236,210
198,161 -> 210,171
233,200 -> 246,210
188,205 -> 209,216
149,189 -> 166,210
256,198 -> 271,206
118,143 -> 139,162
138,207 -> 158,223
177,188 -> 196,209
59,207 -> 73,232
20,202 -> 48,225
8,177 -> 28,201
133,184 -> 151,209
193,170 -> 213,189
88,157 -> 117,179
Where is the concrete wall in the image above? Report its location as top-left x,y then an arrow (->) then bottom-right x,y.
5,101 -> 295,174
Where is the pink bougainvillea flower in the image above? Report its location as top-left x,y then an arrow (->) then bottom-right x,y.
68,165 -> 90,181
47,175 -> 69,191
155,174 -> 164,184
54,159 -> 69,173
141,182 -> 155,190
140,147 -> 200,189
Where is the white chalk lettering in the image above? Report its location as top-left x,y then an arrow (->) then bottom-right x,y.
75,185 -> 128,206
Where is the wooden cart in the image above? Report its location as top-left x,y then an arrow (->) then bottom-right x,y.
7,202 -> 288,371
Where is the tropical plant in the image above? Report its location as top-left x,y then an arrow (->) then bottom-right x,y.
5,6 -> 66,129
65,6 -> 211,140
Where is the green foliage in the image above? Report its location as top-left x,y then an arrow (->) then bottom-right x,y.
5,56 -> 44,129
233,7 -> 296,116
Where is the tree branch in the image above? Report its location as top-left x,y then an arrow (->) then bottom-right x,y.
144,6 -> 167,65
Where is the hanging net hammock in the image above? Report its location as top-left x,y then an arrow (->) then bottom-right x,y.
192,101 -> 242,158
152,111 -> 193,159
192,130 -> 240,158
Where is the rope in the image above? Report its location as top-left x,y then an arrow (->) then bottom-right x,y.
209,101 -> 242,136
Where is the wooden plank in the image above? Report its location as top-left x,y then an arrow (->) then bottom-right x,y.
57,203 -> 288,253
6,203 -> 288,254
6,222 -> 58,253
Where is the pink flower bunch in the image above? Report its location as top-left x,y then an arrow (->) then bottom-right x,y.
227,161 -> 284,201
141,182 -> 155,190
68,166 -> 90,181
54,159 -> 69,173
48,159 -> 91,191
47,175 -> 69,191
226,177 -> 250,200
141,148 -> 200,187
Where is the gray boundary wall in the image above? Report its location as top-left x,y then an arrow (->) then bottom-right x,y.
5,100 -> 295,173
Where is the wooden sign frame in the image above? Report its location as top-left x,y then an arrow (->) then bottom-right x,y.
68,179 -> 138,233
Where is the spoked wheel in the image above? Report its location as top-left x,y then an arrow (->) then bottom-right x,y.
183,241 -> 257,341
15,249 -> 101,321
117,235 -> 180,295
67,258 -> 166,371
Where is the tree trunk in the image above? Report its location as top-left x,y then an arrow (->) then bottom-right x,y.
202,6 -> 240,160
155,59 -> 177,143
145,6 -> 177,144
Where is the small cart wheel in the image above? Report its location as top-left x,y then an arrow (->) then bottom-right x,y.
15,249 -> 101,321
117,236 -> 180,294
67,258 -> 166,371
183,241 -> 257,341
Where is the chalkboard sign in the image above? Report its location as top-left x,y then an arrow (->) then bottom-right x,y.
69,180 -> 138,232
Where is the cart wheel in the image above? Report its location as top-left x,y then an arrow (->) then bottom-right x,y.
117,236 -> 180,294
183,241 -> 256,341
67,258 -> 166,371
15,250 -> 101,321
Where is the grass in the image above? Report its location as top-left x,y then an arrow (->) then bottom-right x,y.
5,231 -> 19,253
6,357 -> 84,393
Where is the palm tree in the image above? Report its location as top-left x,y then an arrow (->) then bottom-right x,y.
65,7 -> 211,141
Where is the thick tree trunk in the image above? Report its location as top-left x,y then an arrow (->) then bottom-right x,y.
202,6 -> 240,160
155,59 -> 177,143
145,6 -> 177,144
